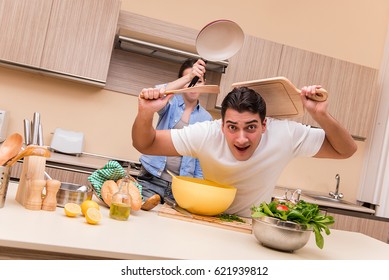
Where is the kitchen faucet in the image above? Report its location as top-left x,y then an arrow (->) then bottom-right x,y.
329,174 -> 344,200
283,188 -> 301,203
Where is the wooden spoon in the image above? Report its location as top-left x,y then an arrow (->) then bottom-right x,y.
6,145 -> 51,167
140,85 -> 220,99
0,133 -> 23,166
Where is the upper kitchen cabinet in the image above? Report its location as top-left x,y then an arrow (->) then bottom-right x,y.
41,0 -> 120,84
216,35 -> 283,107
0,0 -> 120,86
0,0 -> 52,67
217,38 -> 379,139
277,46 -> 379,139
105,11 -> 224,108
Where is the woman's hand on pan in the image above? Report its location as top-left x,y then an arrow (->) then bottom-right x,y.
190,59 -> 206,81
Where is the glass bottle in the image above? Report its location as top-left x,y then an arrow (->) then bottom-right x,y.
109,176 -> 132,221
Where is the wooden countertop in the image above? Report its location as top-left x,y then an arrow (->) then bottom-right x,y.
46,151 -> 138,170
1,182 -> 388,260
43,151 -> 141,177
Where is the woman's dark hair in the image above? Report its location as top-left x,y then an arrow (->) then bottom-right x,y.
221,87 -> 267,122
178,58 -> 206,79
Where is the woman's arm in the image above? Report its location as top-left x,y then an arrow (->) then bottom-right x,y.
164,59 -> 206,90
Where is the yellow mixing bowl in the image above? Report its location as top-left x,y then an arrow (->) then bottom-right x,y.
171,175 -> 237,216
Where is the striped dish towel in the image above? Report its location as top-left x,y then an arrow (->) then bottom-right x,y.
88,160 -> 143,200
88,160 -> 126,199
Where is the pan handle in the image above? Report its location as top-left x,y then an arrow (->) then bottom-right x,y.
188,76 -> 199,87
309,88 -> 328,102
188,59 -> 208,87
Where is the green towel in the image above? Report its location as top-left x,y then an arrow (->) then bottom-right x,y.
88,160 -> 142,200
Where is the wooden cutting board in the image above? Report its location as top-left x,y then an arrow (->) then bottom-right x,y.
232,76 -> 304,118
158,203 -> 252,234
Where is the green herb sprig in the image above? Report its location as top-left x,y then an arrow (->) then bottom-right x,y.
217,213 -> 246,223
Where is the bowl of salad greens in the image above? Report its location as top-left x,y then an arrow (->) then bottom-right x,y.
251,199 -> 334,252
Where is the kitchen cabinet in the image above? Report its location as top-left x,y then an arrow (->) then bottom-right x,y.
9,151 -> 140,186
326,209 -> 389,243
105,11 -> 223,109
277,46 -> 379,138
10,161 -> 91,186
0,0 -> 120,86
217,36 -> 379,139
0,0 -> 52,67
217,35 -> 283,107
40,0 -> 120,84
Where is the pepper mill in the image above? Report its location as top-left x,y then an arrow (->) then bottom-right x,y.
25,179 -> 46,210
42,179 -> 61,211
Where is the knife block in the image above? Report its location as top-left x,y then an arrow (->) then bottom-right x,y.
15,155 -> 47,209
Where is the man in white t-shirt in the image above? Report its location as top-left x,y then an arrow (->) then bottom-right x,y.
132,85 -> 357,217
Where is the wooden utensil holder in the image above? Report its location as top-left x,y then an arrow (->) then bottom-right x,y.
15,155 -> 47,208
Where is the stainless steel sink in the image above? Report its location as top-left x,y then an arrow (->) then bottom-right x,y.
303,194 -> 355,205
301,174 -> 358,206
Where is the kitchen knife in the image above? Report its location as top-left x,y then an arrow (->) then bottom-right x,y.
38,123 -> 44,146
23,119 -> 31,145
31,112 -> 40,145
164,197 -> 193,218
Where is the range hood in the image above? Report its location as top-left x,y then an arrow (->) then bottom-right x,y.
116,35 -> 229,73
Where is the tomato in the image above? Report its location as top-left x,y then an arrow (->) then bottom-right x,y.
276,204 -> 289,211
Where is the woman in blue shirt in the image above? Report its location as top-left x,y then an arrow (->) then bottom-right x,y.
139,58 -> 212,210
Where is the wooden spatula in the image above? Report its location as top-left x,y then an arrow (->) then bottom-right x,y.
140,85 -> 220,99
0,133 -> 23,166
232,77 -> 328,118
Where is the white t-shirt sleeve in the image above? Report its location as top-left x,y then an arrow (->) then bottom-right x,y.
288,121 -> 325,157
171,120 -> 216,157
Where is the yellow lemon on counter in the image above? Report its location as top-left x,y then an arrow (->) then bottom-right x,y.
81,200 -> 100,216
64,203 -> 81,217
85,208 -> 102,225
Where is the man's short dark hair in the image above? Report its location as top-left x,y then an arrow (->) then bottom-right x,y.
221,87 -> 266,122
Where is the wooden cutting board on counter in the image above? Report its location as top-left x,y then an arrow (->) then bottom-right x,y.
158,203 -> 252,234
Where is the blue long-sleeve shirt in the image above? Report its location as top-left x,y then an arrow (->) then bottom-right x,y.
139,94 -> 212,178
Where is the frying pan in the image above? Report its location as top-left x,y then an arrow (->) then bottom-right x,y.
140,85 -> 220,99
232,77 -> 328,118
188,20 -> 244,87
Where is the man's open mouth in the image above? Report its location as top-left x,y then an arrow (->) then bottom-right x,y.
235,145 -> 249,152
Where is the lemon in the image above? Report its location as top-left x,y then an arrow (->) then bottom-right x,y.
64,203 -> 81,217
81,200 -> 100,216
85,208 -> 102,225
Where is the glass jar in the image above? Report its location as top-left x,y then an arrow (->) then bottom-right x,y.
109,176 -> 132,221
